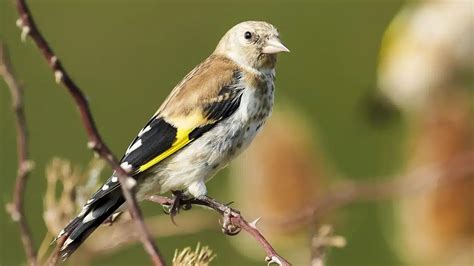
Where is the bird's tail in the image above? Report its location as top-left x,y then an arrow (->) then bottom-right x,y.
54,189 -> 125,259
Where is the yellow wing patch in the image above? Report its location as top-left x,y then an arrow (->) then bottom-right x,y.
137,111 -> 209,173
138,127 -> 194,172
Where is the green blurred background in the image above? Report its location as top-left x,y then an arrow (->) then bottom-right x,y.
0,1 -> 409,265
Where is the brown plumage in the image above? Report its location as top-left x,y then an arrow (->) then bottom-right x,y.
158,55 -> 238,118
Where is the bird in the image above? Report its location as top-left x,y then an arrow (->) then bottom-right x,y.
55,20 -> 289,259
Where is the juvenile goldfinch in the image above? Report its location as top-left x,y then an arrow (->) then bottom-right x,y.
56,21 -> 289,258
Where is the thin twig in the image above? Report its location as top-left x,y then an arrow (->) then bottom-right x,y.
285,151 -> 474,228
147,195 -> 291,265
14,1 -> 165,264
234,215 -> 290,265
1,43 -> 37,266
45,235 -> 66,266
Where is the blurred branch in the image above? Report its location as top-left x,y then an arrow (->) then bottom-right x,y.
147,195 -> 291,266
310,225 -> 346,266
85,213 -> 215,257
285,151 -> 474,227
14,0 -> 164,264
0,43 -> 37,266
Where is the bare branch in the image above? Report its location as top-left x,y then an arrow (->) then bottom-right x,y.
45,235 -> 66,266
14,1 -> 164,264
285,151 -> 474,228
147,195 -> 291,265
235,214 -> 290,266
1,43 -> 38,266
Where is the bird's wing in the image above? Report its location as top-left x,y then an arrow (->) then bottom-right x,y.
86,55 -> 244,203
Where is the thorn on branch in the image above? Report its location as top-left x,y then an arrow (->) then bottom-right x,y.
249,217 -> 262,230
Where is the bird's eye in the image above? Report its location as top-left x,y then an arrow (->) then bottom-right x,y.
244,31 -> 252,40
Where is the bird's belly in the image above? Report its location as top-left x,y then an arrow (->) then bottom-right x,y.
137,85 -> 274,198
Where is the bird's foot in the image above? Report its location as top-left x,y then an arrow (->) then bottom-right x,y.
221,206 -> 242,235
196,195 -> 241,235
165,190 -> 193,225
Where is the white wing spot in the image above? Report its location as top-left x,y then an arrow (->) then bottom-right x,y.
126,139 -> 142,154
61,238 -> 74,251
121,162 -> 133,172
82,210 -> 97,223
102,184 -> 109,191
138,125 -> 152,137
111,176 -> 118,182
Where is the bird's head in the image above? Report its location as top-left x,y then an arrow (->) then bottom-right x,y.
214,21 -> 289,71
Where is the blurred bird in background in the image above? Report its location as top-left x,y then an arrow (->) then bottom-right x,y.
54,20 -> 289,259
375,1 -> 474,265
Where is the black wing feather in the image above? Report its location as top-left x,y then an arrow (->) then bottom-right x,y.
121,117 -> 178,170
82,117 -> 179,207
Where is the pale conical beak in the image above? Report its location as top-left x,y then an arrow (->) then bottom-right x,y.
262,37 -> 290,54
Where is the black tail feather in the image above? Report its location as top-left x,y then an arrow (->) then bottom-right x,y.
57,190 -> 125,259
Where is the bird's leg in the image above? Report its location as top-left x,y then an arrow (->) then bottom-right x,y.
167,190 -> 193,224
196,195 -> 242,235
